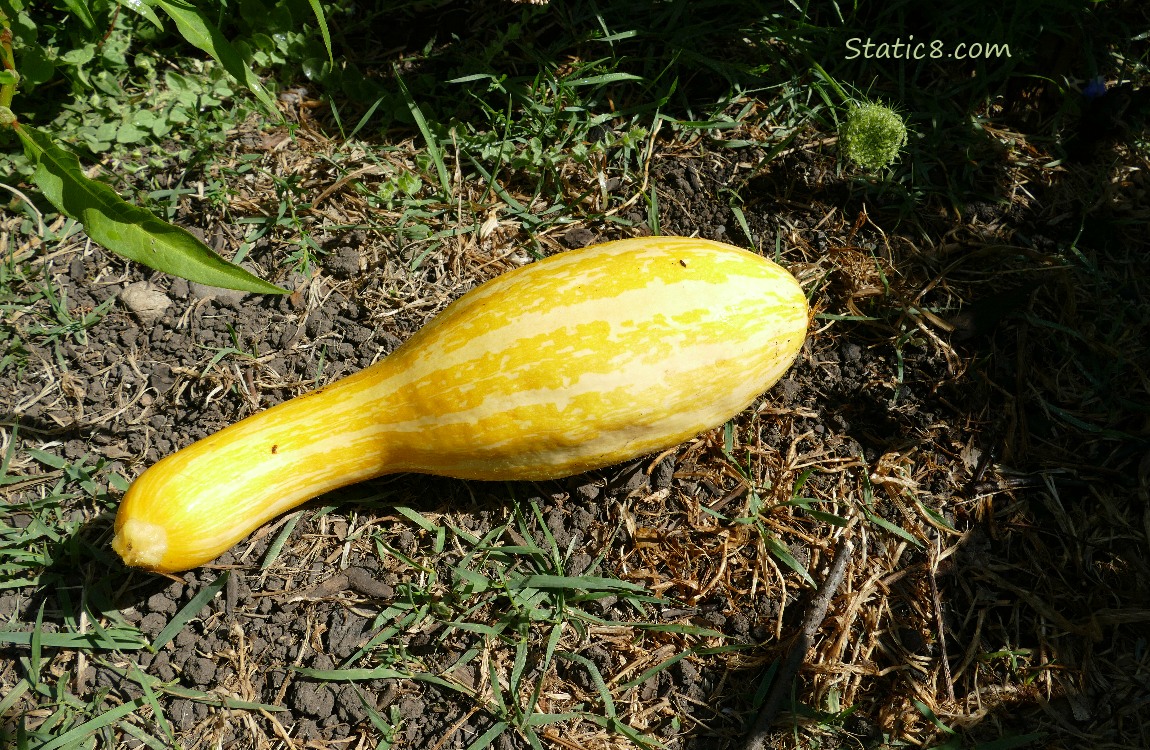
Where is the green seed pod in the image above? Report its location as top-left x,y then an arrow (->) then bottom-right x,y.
841,102 -> 908,172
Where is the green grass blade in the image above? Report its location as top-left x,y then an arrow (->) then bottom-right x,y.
30,599 -> 45,686
38,697 -> 146,750
305,0 -> 334,64
524,622 -> 565,716
618,649 -> 692,691
524,712 -> 586,727
914,698 -> 955,734
15,126 -> 287,294
152,0 -> 278,115
511,574 -> 647,593
487,651 -> 507,716
567,72 -> 643,87
509,637 -> 529,703
396,71 -> 452,199
751,660 -> 779,709
261,513 -> 302,570
118,722 -> 170,750
394,506 -> 440,533
128,664 -> 175,746
158,683 -> 286,711
972,734 -> 1045,750
731,204 -> 754,245
0,629 -> 146,650
864,509 -> 923,547
647,184 -> 661,235
763,534 -> 817,588
151,572 -> 229,652
917,501 -> 958,532
806,509 -> 851,527
465,721 -> 508,750
525,499 -> 562,572
558,652 -> 615,718
293,666 -> 410,680
292,665 -> 477,699
612,718 -> 665,749
349,96 -> 386,141
0,678 -> 29,717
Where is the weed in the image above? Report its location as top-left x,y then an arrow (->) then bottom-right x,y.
840,101 -> 908,172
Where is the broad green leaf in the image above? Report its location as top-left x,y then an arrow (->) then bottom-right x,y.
121,0 -> 164,28
60,0 -> 97,30
16,126 -> 287,294
152,0 -> 279,115
61,46 -> 95,66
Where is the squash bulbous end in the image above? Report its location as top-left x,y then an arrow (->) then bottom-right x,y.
112,518 -> 169,571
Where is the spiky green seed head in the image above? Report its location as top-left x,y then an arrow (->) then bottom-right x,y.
841,102 -> 907,172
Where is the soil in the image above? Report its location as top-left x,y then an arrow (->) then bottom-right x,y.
2,120 -> 1149,749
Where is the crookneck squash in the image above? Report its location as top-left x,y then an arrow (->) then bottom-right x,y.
113,237 -> 809,572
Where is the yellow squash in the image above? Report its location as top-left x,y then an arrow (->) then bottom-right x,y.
113,237 -> 808,572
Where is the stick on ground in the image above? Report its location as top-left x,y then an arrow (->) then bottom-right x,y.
743,538 -> 855,750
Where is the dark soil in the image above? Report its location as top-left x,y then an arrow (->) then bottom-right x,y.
3,120 -> 1149,749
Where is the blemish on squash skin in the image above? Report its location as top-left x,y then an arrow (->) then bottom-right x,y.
271,445 -> 279,454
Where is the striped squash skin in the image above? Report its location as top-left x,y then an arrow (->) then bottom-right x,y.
112,237 -> 808,572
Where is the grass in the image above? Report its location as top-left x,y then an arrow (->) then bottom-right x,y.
285,498 -> 706,749
3,0 -> 1150,748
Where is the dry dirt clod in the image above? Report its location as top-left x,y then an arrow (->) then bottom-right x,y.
119,281 -> 172,326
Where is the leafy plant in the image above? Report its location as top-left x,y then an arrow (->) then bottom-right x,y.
0,4 -> 289,293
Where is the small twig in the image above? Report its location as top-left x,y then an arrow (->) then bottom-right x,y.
744,539 -> 855,750
928,538 -> 957,703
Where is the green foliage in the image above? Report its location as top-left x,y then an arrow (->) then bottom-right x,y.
840,101 -> 908,172
15,124 -> 289,293
0,2 -> 314,292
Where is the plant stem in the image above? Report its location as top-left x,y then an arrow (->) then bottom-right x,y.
0,11 -> 16,112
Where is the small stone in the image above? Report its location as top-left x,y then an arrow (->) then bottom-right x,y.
562,226 -> 597,249
119,281 -> 172,326
148,363 -> 176,394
